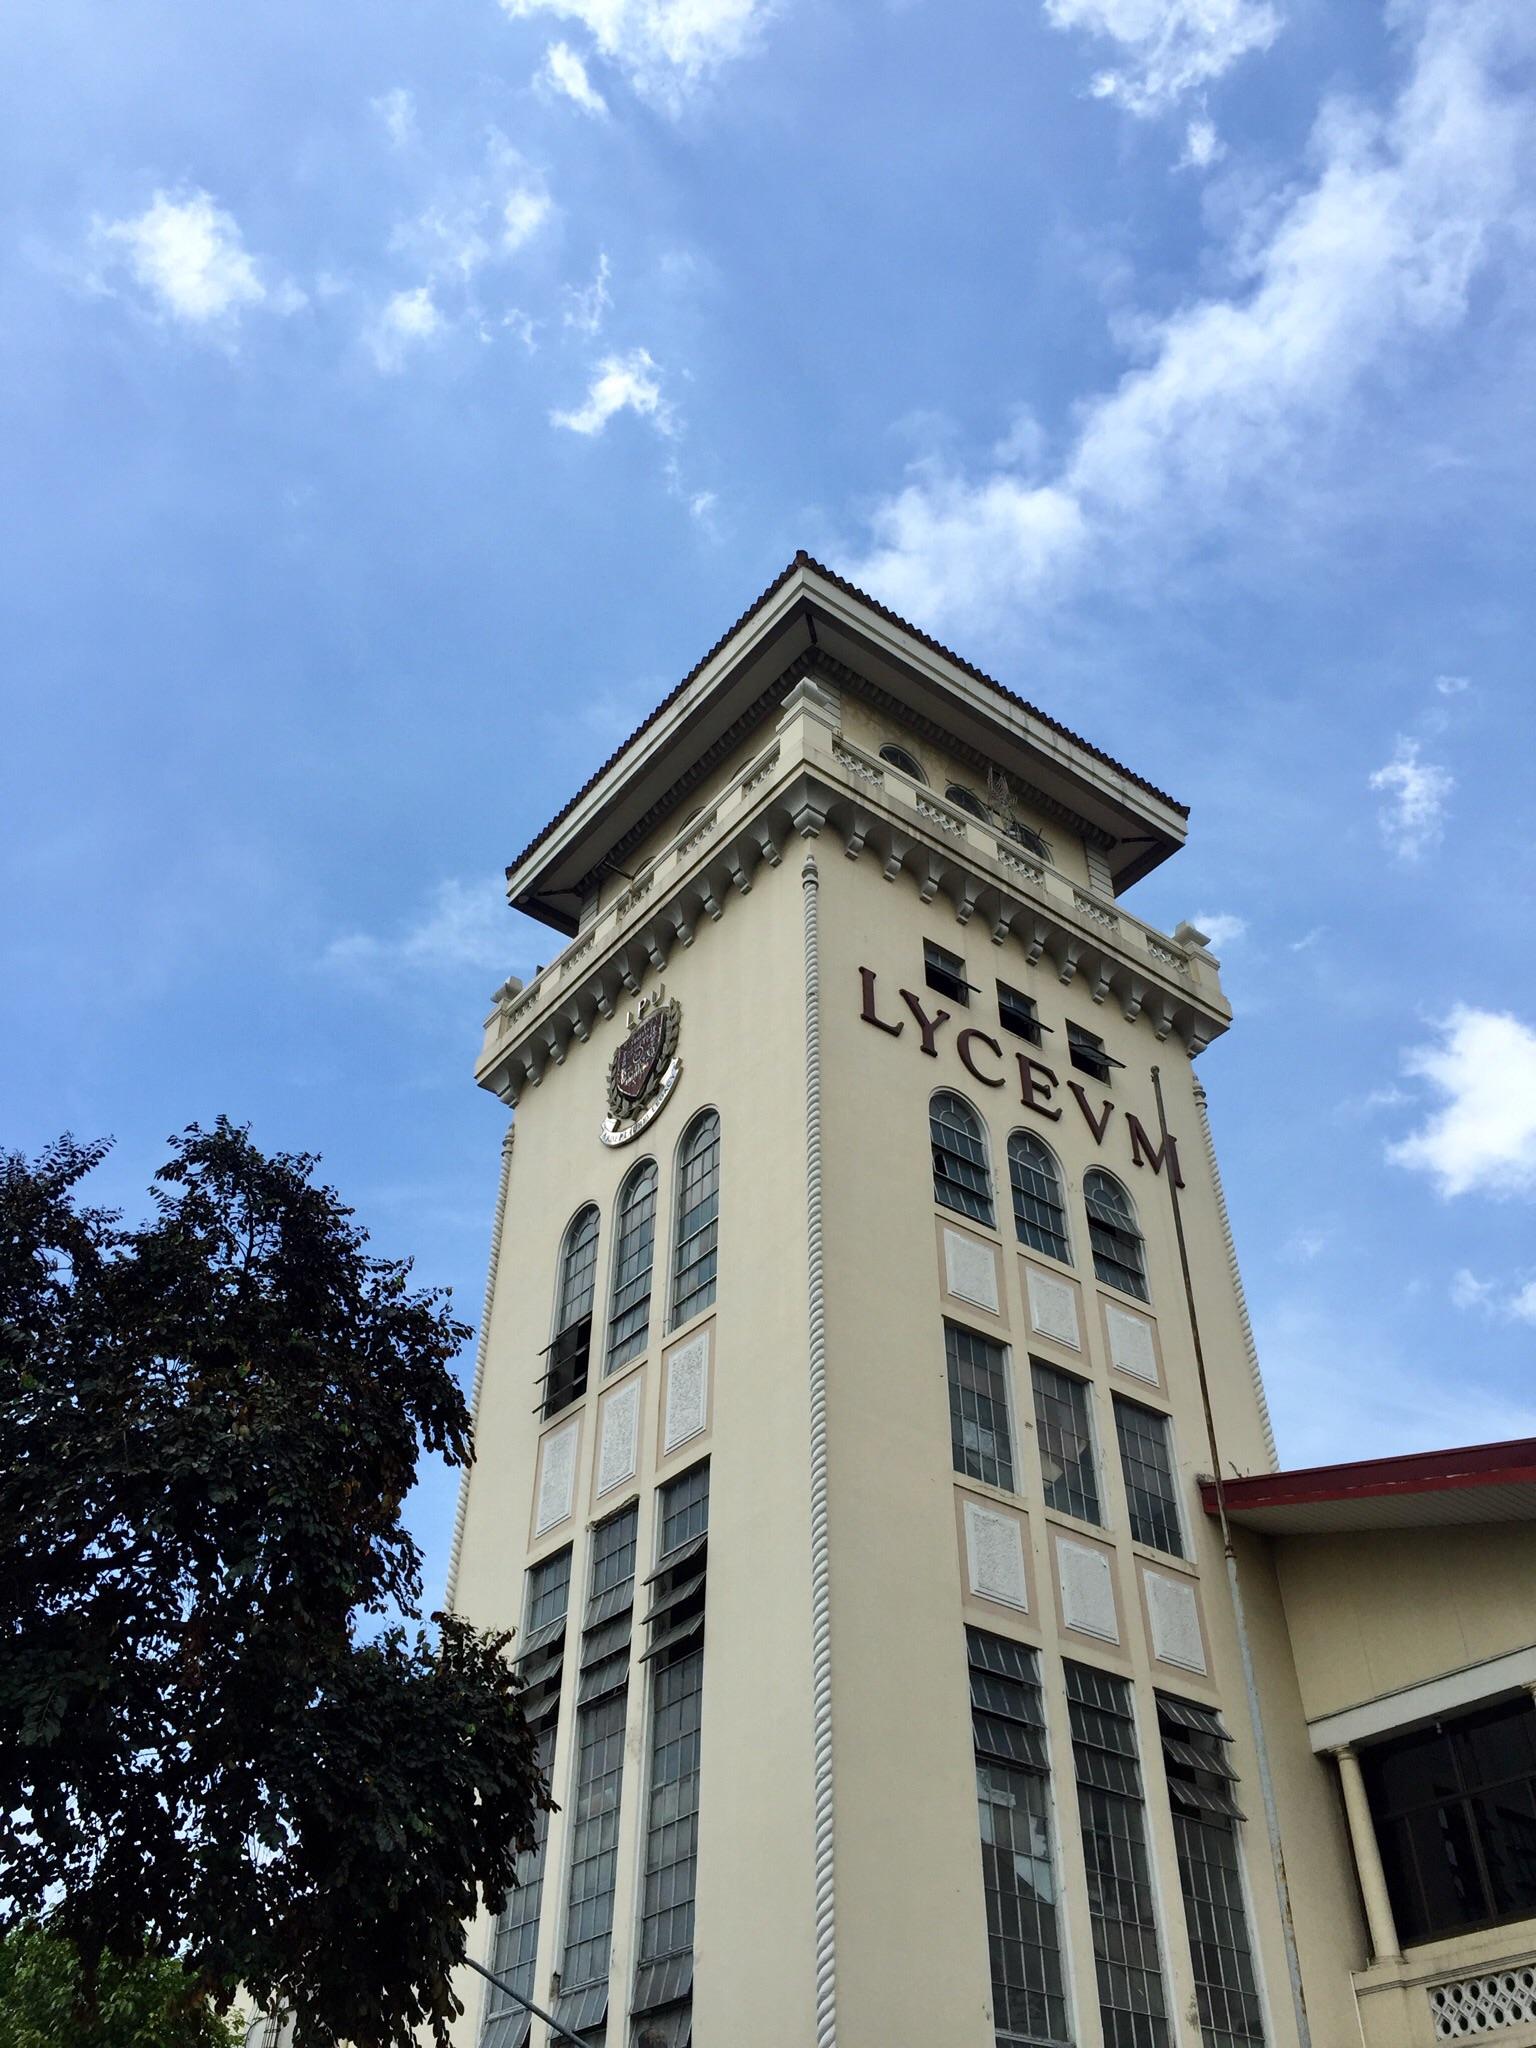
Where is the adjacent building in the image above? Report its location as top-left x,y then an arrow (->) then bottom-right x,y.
444,554 -> 1536,2048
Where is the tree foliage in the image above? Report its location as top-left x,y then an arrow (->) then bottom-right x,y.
0,1924 -> 246,2048
0,1123 -> 545,2048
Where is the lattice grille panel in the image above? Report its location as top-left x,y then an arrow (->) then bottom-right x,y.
1429,1967 -> 1536,2039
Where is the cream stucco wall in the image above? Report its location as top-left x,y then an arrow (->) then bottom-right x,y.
1273,1522 -> 1536,1723
445,664 -> 1410,2048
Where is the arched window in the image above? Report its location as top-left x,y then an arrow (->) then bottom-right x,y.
945,783 -> 990,822
931,1091 -> 994,1228
1083,1170 -> 1148,1301
671,1111 -> 721,1328
879,743 -> 926,783
1002,817 -> 1051,862
1009,1133 -> 1071,1264
606,1159 -> 658,1373
544,1204 -> 600,1416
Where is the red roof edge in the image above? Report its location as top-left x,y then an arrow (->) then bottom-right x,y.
503,550 -> 1190,885
1201,1436 -> 1536,1518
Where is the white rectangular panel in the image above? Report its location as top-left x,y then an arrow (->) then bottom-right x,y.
1106,1305 -> 1158,1385
663,1330 -> 710,1454
1145,1570 -> 1207,1673
596,1376 -> 641,1497
1028,1266 -> 1081,1349
945,1228 -> 1000,1313
964,1499 -> 1028,1610
1057,1537 -> 1118,1642
534,1419 -> 578,1536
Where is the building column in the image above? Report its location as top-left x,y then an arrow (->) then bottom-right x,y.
1331,1745 -> 1404,1965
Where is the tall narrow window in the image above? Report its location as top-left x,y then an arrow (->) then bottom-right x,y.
946,1322 -> 1014,1492
1030,1362 -> 1101,1525
931,1091 -> 995,1227
480,1724 -> 554,2048
1114,1401 -> 1184,1558
633,1465 -> 710,2043
606,1160 -> 658,1373
1157,1697 -> 1265,2048
552,1514 -> 638,2041
671,1112 -> 720,1329
1065,1661 -> 1171,2048
542,1206 -> 599,1417
967,1629 -> 1070,2048
1009,1133 -> 1071,1264
1084,1170 -> 1149,1302
486,1554 -> 571,2048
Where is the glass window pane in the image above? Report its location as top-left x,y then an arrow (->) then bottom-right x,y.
671,1114 -> 720,1329
606,1161 -> 657,1372
1084,1171 -> 1148,1302
933,1091 -> 994,1227
1009,1133 -> 1070,1264
1114,1401 -> 1183,1557
946,1323 -> 1014,1492
1031,1362 -> 1101,1525
1173,1811 -> 1266,2048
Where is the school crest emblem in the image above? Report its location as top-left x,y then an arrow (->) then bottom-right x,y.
601,991 -> 682,1147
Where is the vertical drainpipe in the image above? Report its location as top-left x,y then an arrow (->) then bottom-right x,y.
802,851 -> 837,2048
1151,1066 -> 1313,2048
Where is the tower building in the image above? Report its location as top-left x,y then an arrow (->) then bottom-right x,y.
443,556 -> 1536,2048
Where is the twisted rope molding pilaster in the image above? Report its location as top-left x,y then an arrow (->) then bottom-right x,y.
802,851 -> 837,2048
1192,1078 -> 1277,1472
443,1122 -> 517,1612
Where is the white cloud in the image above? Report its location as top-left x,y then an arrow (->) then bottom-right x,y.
503,186 -> 554,251
390,135 -> 552,285
551,348 -> 669,434
1043,0 -> 1281,117
563,251 -> 612,334
1452,1266 -> 1536,1322
1289,925 -> 1326,952
325,878 -> 516,979
1388,1005 -> 1536,1197
847,0 -> 1535,633
1369,736 -> 1453,859
93,190 -> 280,326
541,40 -> 609,114
498,0 -> 766,110
372,86 -> 419,149
368,285 -> 444,371
1435,672 -> 1471,694
1178,116 -> 1225,169
1191,909 -> 1246,950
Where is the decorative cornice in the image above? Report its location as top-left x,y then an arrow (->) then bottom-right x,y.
476,720 -> 1228,1106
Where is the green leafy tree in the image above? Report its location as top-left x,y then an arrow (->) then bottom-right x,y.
0,1123 -> 545,2048
0,1923 -> 246,2048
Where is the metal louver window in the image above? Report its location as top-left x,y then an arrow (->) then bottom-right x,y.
606,1161 -> 658,1373
1009,1133 -> 1070,1263
966,1629 -> 1071,2048
932,1091 -> 995,1227
1067,1023 -> 1123,1083
997,981 -> 1045,1046
1064,1661 -> 1171,2048
551,1512 -> 639,2037
1083,1171 -> 1149,1303
946,1322 -> 1015,1492
633,1467 -> 709,2038
1030,1362 -> 1101,1525
1114,1402 -> 1184,1558
541,1205 -> 600,1417
925,938 -> 973,1006
670,1112 -> 720,1329
1156,1698 -> 1264,2048
479,1725 -> 555,2048
516,1548 -> 572,1724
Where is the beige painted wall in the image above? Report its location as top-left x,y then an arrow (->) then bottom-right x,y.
1275,1522 -> 1536,1721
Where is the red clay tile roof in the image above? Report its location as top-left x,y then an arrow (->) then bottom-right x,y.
505,551 -> 1188,883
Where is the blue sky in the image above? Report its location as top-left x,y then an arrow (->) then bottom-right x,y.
6,0 -> 1536,1608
